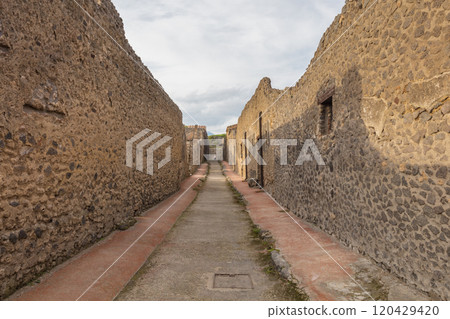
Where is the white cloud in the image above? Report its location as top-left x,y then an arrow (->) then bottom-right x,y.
111,0 -> 345,133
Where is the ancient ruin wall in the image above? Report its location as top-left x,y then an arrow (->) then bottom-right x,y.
236,0 -> 449,299
225,124 -> 237,168
0,0 -> 186,298
185,125 -> 208,174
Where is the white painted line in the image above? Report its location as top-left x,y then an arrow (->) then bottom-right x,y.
250,0 -> 380,128
76,177 -> 202,301
70,0 -> 201,126
248,177 -> 376,301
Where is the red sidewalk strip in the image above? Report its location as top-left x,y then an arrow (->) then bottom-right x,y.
10,164 -> 207,301
222,161 -> 369,301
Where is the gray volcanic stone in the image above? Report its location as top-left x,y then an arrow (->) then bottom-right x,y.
436,167 -> 447,179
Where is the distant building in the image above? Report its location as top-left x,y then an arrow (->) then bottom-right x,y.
225,124 -> 237,169
185,125 -> 208,174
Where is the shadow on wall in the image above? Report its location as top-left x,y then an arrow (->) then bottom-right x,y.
265,67 -> 449,299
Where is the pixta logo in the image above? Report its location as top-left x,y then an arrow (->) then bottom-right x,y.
192,138 -> 224,165
209,139 -> 325,166
126,129 -> 172,175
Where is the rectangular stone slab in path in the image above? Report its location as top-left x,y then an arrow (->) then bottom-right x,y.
222,161 -> 430,301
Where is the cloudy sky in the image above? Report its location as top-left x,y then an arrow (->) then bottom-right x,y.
111,0 -> 345,134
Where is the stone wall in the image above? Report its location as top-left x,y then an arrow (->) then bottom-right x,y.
185,125 -> 208,174
0,0 -> 186,298
225,124 -> 237,169
235,0 -> 449,299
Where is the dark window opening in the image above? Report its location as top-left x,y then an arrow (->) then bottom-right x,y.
319,96 -> 333,135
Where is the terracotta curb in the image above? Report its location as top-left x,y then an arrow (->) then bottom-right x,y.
222,161 -> 366,301
11,164 -> 208,301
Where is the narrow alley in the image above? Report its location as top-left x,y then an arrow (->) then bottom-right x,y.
10,162 -> 430,301
117,161 -> 303,301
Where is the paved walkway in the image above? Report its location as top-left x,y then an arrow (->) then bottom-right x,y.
117,161 -> 301,300
11,161 -> 429,301
11,164 -> 208,301
222,162 -> 429,301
